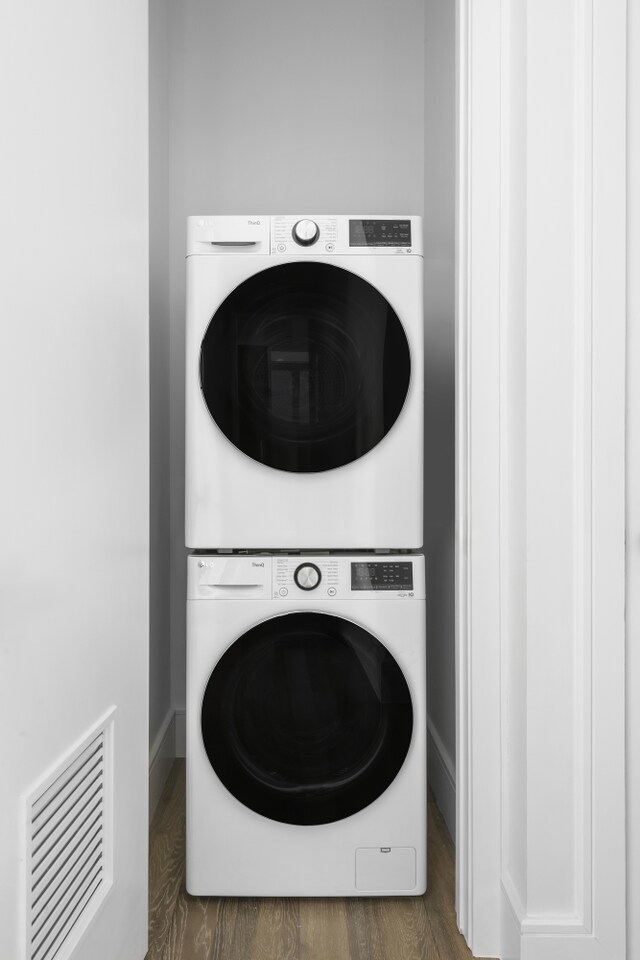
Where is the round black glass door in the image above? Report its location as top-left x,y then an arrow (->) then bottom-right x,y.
201,612 -> 413,825
200,262 -> 411,472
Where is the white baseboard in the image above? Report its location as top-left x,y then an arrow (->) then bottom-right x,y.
427,717 -> 456,842
149,709 -> 176,819
175,708 -> 186,758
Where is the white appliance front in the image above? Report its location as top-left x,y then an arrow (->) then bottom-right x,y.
185,215 -> 424,549
186,553 -> 427,897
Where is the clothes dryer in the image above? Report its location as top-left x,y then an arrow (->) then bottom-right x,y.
186,552 -> 426,896
185,215 -> 424,549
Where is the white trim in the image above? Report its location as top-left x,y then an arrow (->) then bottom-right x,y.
502,873 -> 525,930
519,2 -> 626,953
426,718 -> 456,842
585,0 -> 627,953
175,708 -> 186,758
520,914 -> 591,937
149,708 -> 176,819
572,0 -> 595,931
498,0 -> 527,949
455,0 -> 503,953
457,0 -> 627,957
626,1 -> 640,956
455,0 -> 471,940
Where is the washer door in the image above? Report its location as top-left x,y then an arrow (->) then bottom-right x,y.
199,262 -> 411,473
201,612 -> 413,825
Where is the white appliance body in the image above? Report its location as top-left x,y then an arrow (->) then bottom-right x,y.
186,553 -> 427,897
185,215 -> 424,549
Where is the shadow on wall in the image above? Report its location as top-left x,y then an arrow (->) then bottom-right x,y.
423,256 -> 456,839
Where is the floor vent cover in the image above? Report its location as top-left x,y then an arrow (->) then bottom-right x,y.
25,710 -> 114,960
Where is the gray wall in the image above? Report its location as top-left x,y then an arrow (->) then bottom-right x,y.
423,0 -> 456,835
166,0 -> 426,715
149,0 -> 173,756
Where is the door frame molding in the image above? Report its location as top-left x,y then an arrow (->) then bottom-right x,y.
455,0 -> 503,952
455,1 -> 628,957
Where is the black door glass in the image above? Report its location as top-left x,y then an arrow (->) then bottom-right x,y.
200,262 -> 411,472
201,612 -> 413,826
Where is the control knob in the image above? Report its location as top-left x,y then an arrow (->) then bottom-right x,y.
292,219 -> 319,246
294,562 -> 322,590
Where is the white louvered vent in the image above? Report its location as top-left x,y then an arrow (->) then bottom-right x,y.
25,711 -> 114,960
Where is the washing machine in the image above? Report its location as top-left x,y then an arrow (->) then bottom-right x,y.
185,214 -> 424,550
186,552 -> 426,897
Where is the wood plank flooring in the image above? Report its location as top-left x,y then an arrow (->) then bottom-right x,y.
146,762 -> 476,960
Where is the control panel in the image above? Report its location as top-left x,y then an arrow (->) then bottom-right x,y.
348,219 -> 412,248
269,215 -> 421,257
273,556 -> 417,599
188,555 -> 424,600
186,216 -> 422,258
351,561 -> 414,591
274,556 -> 339,598
272,216 -> 337,255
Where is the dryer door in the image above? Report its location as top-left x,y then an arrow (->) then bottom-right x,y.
200,612 -> 413,825
199,262 -> 411,472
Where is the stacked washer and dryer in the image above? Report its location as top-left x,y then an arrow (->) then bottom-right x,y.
184,215 -> 426,896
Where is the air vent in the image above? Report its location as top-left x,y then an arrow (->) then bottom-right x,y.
25,710 -> 114,960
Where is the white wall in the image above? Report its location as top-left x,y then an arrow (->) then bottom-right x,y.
627,0 -> 640,953
423,0 -> 457,839
165,0 -> 426,724
0,2 -> 149,958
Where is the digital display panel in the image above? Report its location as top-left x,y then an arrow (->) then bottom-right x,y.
351,562 -> 413,591
349,219 -> 412,247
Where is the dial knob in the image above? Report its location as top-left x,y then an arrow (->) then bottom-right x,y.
292,219 -> 319,246
294,562 -> 322,590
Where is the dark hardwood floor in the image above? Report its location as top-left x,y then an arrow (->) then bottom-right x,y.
146,762 -> 475,960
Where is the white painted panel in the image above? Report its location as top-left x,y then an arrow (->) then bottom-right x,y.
458,0 -> 627,957
522,2 -> 627,951
500,0 -> 528,921
627,1 -> 640,956
456,0 -> 504,952
0,2 -> 149,958
525,0 -> 582,919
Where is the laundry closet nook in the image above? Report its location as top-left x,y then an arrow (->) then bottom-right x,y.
1,1 -> 633,959
149,0 -> 455,844
149,0 -> 457,947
